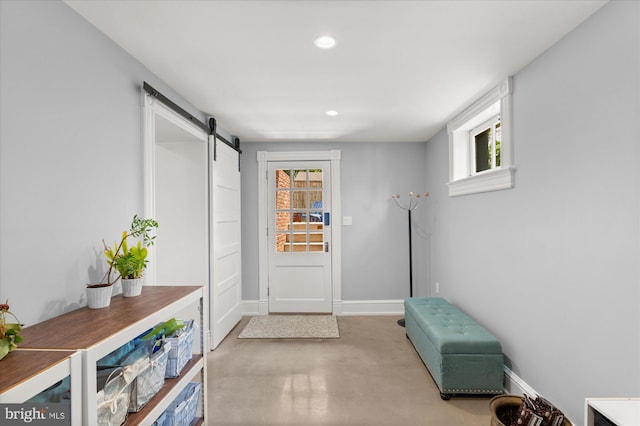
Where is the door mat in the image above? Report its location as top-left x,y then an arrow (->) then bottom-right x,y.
238,315 -> 340,339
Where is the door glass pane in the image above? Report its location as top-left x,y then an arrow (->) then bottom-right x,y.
292,191 -> 307,211
276,212 -> 290,231
274,167 -> 325,253
276,232 -> 288,252
276,169 -> 292,188
309,190 -> 322,205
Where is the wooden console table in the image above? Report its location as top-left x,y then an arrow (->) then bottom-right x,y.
17,285 -> 207,425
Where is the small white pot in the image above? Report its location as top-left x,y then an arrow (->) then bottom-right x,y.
86,285 -> 113,309
121,278 -> 143,297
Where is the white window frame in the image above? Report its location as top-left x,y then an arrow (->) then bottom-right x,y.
447,77 -> 514,196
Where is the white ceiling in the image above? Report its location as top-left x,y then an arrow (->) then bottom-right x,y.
65,0 -> 607,143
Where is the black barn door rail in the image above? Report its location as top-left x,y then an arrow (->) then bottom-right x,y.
143,81 -> 240,154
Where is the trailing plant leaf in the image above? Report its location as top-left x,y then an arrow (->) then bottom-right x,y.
130,215 -> 159,247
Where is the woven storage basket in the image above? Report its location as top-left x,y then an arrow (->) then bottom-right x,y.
164,320 -> 195,378
151,411 -> 167,426
129,342 -> 171,412
161,382 -> 201,426
96,367 -> 132,426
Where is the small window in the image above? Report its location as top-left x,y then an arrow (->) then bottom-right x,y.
447,77 -> 514,197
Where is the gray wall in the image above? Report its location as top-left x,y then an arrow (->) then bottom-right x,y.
240,142 -> 428,302
0,0 -> 211,326
424,1 -> 639,423
2,0 -> 638,423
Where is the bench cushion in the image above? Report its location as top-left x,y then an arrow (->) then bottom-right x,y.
405,297 -> 502,354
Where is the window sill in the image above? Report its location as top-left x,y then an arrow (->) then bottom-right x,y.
447,167 -> 515,197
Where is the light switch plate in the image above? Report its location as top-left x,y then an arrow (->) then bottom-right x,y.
342,216 -> 352,226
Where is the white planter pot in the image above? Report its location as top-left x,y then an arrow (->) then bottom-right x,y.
121,278 -> 143,297
86,285 -> 113,309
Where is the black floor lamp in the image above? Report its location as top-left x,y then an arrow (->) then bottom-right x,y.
392,192 -> 429,327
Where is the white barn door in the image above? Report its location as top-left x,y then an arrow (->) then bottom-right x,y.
210,140 -> 242,349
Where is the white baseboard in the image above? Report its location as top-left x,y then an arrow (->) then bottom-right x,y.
240,299 -> 404,316
502,367 -> 576,425
241,300 -> 268,316
503,366 -> 537,396
338,299 -> 404,316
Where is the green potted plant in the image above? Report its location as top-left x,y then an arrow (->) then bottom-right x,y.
86,215 -> 158,308
107,239 -> 149,297
0,300 -> 23,361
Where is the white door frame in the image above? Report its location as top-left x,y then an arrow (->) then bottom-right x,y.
257,150 -> 342,315
143,94 -> 211,350
143,94 -> 209,286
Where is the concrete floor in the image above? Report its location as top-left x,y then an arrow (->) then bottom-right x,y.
207,315 -> 493,426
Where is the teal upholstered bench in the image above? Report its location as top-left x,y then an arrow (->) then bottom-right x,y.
405,297 -> 504,400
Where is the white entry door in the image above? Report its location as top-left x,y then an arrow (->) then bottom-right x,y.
210,141 -> 242,349
267,161 -> 332,313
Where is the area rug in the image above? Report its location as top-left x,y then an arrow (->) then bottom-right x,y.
238,315 -> 340,339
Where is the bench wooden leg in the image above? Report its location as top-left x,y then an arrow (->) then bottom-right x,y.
440,393 -> 452,401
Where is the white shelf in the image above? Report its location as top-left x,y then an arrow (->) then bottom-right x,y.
0,350 -> 82,425
585,398 -> 640,426
17,285 -> 207,425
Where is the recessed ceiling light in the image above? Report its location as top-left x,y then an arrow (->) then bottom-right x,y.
325,110 -> 338,117
314,36 -> 336,49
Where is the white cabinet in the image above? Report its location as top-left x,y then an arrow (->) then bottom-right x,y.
17,286 -> 207,425
585,398 -> 640,426
0,350 -> 82,425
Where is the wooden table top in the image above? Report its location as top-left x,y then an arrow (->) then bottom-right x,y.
19,286 -> 201,350
0,350 -> 75,395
